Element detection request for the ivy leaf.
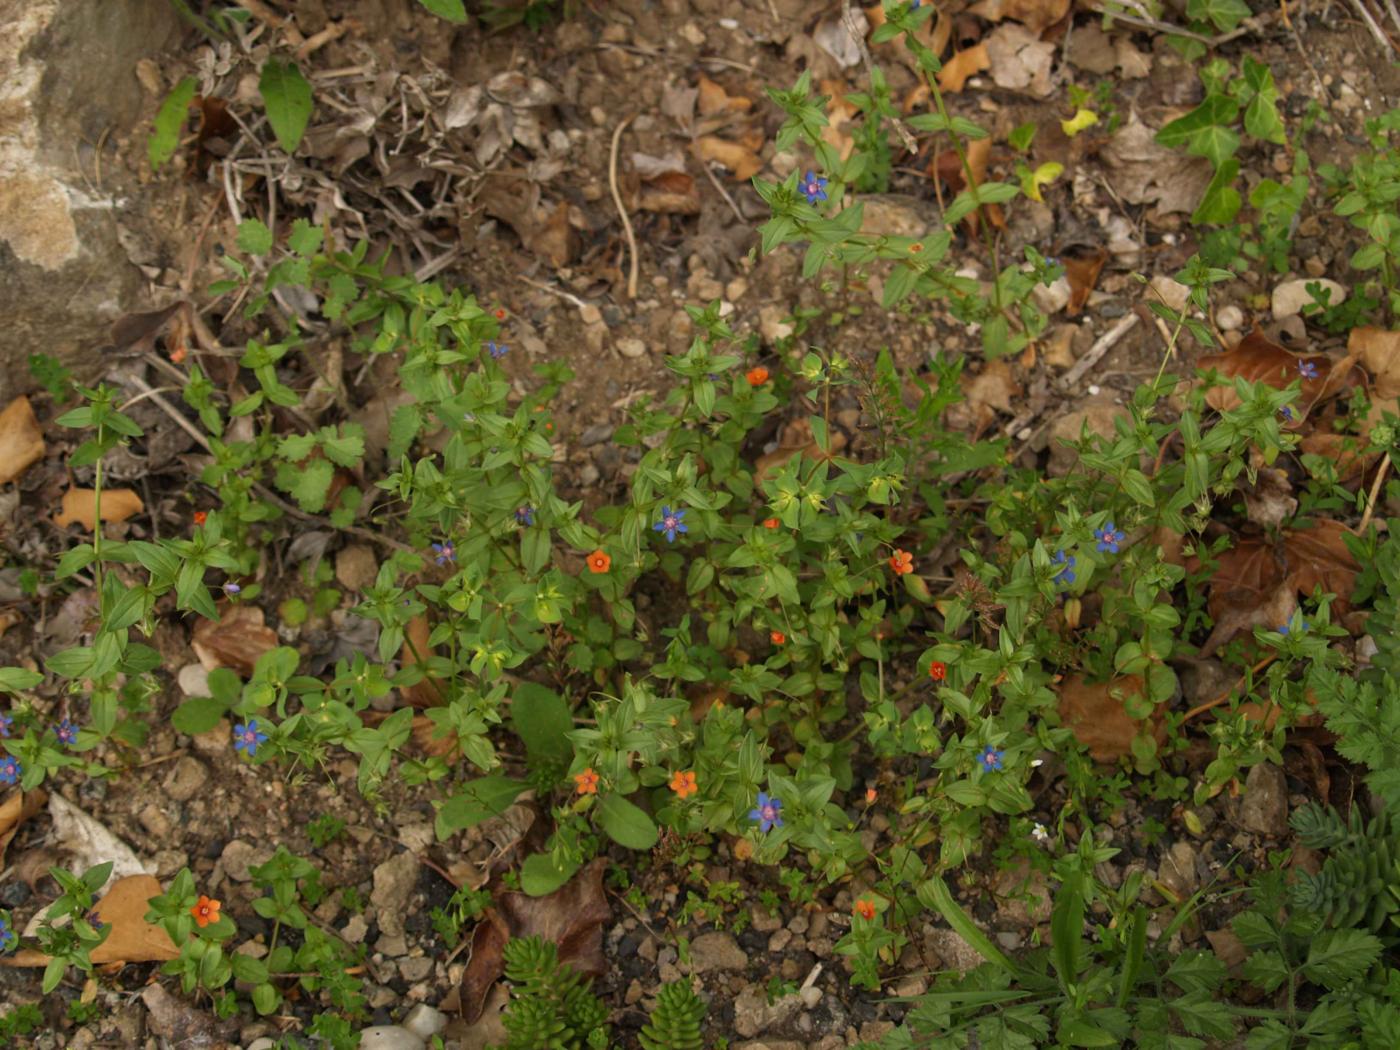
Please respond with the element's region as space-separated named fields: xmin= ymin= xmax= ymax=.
xmin=148 ymin=77 xmax=196 ymax=170
xmin=597 ymin=793 xmax=659 ymax=850
xmin=1187 ymin=0 xmax=1250 ymax=30
xmin=1192 ymin=157 xmax=1242 ymax=225
xmin=415 ymin=0 xmax=467 ymax=21
xmin=1155 ymin=95 xmax=1241 ymax=166
xmin=258 ymin=58 xmax=313 ymax=153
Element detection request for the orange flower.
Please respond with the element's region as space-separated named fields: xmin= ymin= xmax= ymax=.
xmin=909 ymin=242 xmax=923 ymax=254
xmin=854 ymin=898 xmax=877 ymax=921
xmin=770 ymin=630 xmax=785 ymax=645
xmin=865 ymin=787 xmax=878 ymax=804
xmin=586 ymin=550 xmax=611 ymax=574
xmin=494 ymin=307 xmax=507 ymax=320
xmin=193 ymin=511 xmax=207 ymax=526
xmin=889 ymin=549 xmax=914 ymax=575
xmin=762 ymin=517 xmax=780 ymax=529
xmin=746 ymin=366 xmax=770 ymax=387
xmin=929 ymin=661 xmax=946 ymax=681
xmin=170 ymin=345 xmax=188 ymax=364
xmin=191 ymin=895 xmax=221 ymax=927
xmin=670 ymin=770 xmax=698 ymax=799
xmin=574 ymin=768 xmax=600 ymax=794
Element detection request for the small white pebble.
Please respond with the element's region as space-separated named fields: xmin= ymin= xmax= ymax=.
xmin=719 ymin=17 xmax=739 ymax=29
xmin=1017 ymin=427 xmax=1033 ymax=441
xmin=1088 ymin=384 xmax=1101 ymax=395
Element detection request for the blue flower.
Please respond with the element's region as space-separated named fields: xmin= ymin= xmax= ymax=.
xmin=432 ymin=541 xmax=456 ymax=566
xmin=233 ymin=720 xmax=268 ymax=757
xmin=487 ymin=341 xmax=509 ymax=359
xmin=55 ymin=720 xmax=78 ymax=747
xmin=653 ymin=506 xmax=688 ymax=544
xmin=0 ymin=917 xmax=14 ymax=953
xmin=1298 ymin=359 xmax=1318 ymax=379
xmin=0 ymin=712 xmax=10 ymax=738
xmin=1051 ymin=550 xmax=1076 ymax=588
xmin=515 ymin=506 xmax=535 ymax=527
xmin=1094 ymin=523 xmax=1125 ymax=554
xmin=1280 ymin=405 xmax=1294 ymax=422
xmin=224 ymin=582 xmax=241 ymax=596
xmin=1279 ymin=619 xmax=1308 ymax=636
xmin=799 ymin=171 xmax=828 ymax=205
xmin=978 ymin=746 xmax=1004 ymax=772
xmin=0 ymin=756 xmax=20 ymax=785
xmin=748 ymin=791 xmax=784 ymax=832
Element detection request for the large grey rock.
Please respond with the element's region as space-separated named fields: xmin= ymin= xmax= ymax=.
xmin=0 ymin=0 xmax=179 ymax=398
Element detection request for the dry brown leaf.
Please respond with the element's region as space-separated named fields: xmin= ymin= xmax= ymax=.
xmin=1347 ymin=326 xmax=1400 ymax=398
xmin=1056 ymin=673 xmax=1165 ymax=763
xmin=984 ymin=24 xmax=1056 ymax=97
xmin=638 ymin=171 xmax=701 ymax=215
xmin=5 ymin=875 xmax=178 ymax=968
xmin=0 ymin=789 xmax=45 ymax=870
xmin=819 ymin=79 xmax=859 ymax=162
xmin=754 ymin=418 xmax=849 ymax=485
xmin=191 ymin=605 xmax=278 ymax=676
xmin=1285 ymin=519 xmax=1360 ymax=613
xmin=529 ymin=200 xmax=575 ymax=268
xmin=1240 ymin=467 xmax=1297 ymax=529
xmin=1062 ymin=246 xmax=1107 ymax=317
xmin=1100 ymin=117 xmax=1213 ymax=216
xmin=0 ymin=397 xmax=45 ymax=486
xmin=969 ymin=0 xmax=1070 ymax=33
xmin=938 ymin=45 xmax=990 ymax=93
xmin=932 ymin=138 xmax=1003 ymax=232
xmin=1298 ymin=431 xmax=1374 ymax=482
xmin=399 ymin=614 xmax=445 ymax=708
xmin=692 ymin=136 xmax=763 ymax=181
xmin=1198 ymin=331 xmax=1344 ymax=412
xmin=460 ymin=858 xmax=610 ymax=1023
xmin=54 ymin=488 xmax=144 ymax=530
xmin=696 ymin=74 xmax=752 ymax=117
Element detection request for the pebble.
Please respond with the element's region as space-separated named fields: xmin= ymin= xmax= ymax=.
xmin=163 ymin=755 xmax=208 ymax=801
xmin=191 ymin=719 xmax=230 ymax=755
xmin=751 ymin=906 xmax=783 ymax=932
xmin=1158 ymin=841 xmax=1199 ymax=898
xmin=617 ymin=337 xmax=647 ymax=358
xmin=219 ymin=840 xmax=270 ymax=883
xmin=768 ymin=928 xmax=793 ymax=953
xmin=925 ymin=928 xmax=986 ymax=974
xmin=139 ymin=804 xmax=172 ymax=839
xmin=1272 ymin=277 xmax=1345 ymax=319
xmin=1239 ymin=762 xmax=1289 ymax=837
xmin=398 ymin=956 xmax=433 ymax=982
xmin=371 ymin=852 xmax=420 ymax=938
xmin=401 ymin=1003 xmax=446 ymax=1040
xmin=1149 ymin=274 xmax=1190 ymax=312
xmin=357 ymin=1026 xmax=424 ymax=1050
xmin=690 ymin=931 xmax=747 ymax=973
xmin=758 ymin=304 xmax=794 ymax=343
xmin=335 ymin=544 xmax=378 ymax=592
xmin=578 ymin=304 xmax=602 ymax=325
xmin=342 ymin=915 xmax=368 ymax=944
xmin=177 ymin=663 xmax=210 ymax=697
xmin=1217 ymin=304 xmax=1244 ymax=331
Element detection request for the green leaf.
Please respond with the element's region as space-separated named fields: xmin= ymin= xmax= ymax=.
xmin=287 ymin=218 xmax=324 ymax=257
xmin=237 ymin=219 xmax=274 ymax=257
xmin=1051 ymin=870 xmax=1086 ymax=990
xmin=1302 ymin=928 xmax=1382 ymax=986
xmin=916 ymin=876 xmax=1016 ymax=973
xmin=387 ymin=404 xmax=422 ymax=462
xmin=1188 ymin=0 xmax=1250 ymax=30
xmin=1192 ymin=158 xmax=1242 ymax=225
xmin=510 ymin=682 xmax=573 ymax=764
xmin=435 ymin=776 xmax=527 ymax=837
xmin=597 ymin=793 xmax=659 ymax=850
xmin=520 ymin=852 xmax=578 ymax=896
xmin=0 ymin=667 xmax=42 ymax=692
xmin=286 ymin=458 xmax=334 ymax=512
xmin=258 ymin=58 xmax=314 ymax=154
xmin=415 ymin=0 xmax=467 ymax=21
xmin=172 ymin=696 xmax=229 ymax=736
xmin=148 ymin=77 xmax=196 ymax=170
xmin=1155 ymin=96 xmax=1240 ymax=166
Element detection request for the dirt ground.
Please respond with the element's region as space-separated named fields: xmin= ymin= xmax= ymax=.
xmin=3 ymin=0 xmax=1400 ymax=1046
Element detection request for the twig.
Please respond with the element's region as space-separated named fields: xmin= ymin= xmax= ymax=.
xmin=1359 ymin=451 xmax=1392 ymax=534
xmin=842 ymin=0 xmax=917 ymax=154
xmin=517 ymin=274 xmax=593 ymax=311
xmin=608 ymin=114 xmax=639 ymax=300
xmin=1059 ymin=313 xmax=1141 ymax=390
xmin=700 ymin=161 xmax=746 ymax=224
xmin=1085 ymin=2 xmax=1258 ymax=44
xmin=1182 ymin=655 xmax=1276 ymax=724
xmin=1347 ymin=0 xmax=1399 ymax=52
xmin=295 ymin=20 xmax=346 ymax=61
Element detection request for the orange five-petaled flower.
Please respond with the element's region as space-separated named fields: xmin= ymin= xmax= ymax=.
xmin=746 ymin=366 xmax=770 ymax=387
xmin=854 ymin=898 xmax=877 ymax=921
xmin=193 ymin=511 xmax=208 ymax=526
xmin=670 ymin=770 xmax=698 ymax=799
xmin=191 ymin=895 xmax=221 ymax=927
xmin=865 ymin=787 xmax=878 ymax=804
xmin=575 ymin=768 xmax=600 ymax=794
xmin=586 ymin=550 xmax=611 ymax=574
xmin=762 ymin=517 xmax=780 ymax=529
xmin=770 ymin=630 xmax=785 ymax=645
xmin=889 ymin=549 xmax=914 ymax=575
xmin=929 ymin=661 xmax=947 ymax=681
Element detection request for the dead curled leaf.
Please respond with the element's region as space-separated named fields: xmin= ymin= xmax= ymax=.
xmin=4 ymin=874 xmax=178 ymax=968
xmin=1061 ymin=245 xmax=1107 ymax=317
xmin=692 ymin=135 xmax=763 ymax=181
xmin=0 ymin=788 xmax=46 ymax=869
xmin=1198 ymin=330 xmax=1356 ymax=412
xmin=1240 ymin=467 xmax=1297 ymax=529
xmin=1347 ymin=325 xmax=1400 ymax=398
xmin=938 ymin=44 xmax=990 ymax=93
xmin=1057 ymin=673 xmax=1165 ymax=763
xmin=54 ymin=488 xmax=144 ymax=530
xmin=459 ymin=858 xmax=610 ymax=1023
xmin=968 ymin=0 xmax=1071 ymax=33
xmin=191 ymin=605 xmax=278 ymax=676
xmin=0 ymin=397 xmax=45 ymax=486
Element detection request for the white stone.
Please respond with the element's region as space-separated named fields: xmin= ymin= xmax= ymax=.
xmin=401 ymin=1004 xmax=447 ymax=1040
xmin=357 ymin=1027 xmax=424 ymax=1050
xmin=1149 ymin=274 xmax=1190 ymax=313
xmin=1217 ymin=304 xmax=1244 ymax=331
xmin=1272 ymin=277 xmax=1345 ymax=319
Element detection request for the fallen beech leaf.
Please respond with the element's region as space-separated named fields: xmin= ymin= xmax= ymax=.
xmin=460 ymin=858 xmax=610 ymax=1023
xmin=5 ymin=875 xmax=178 ymax=968
xmin=0 ymin=397 xmax=45 ymax=486
xmin=985 ymin=24 xmax=1056 ymax=98
xmin=692 ymin=136 xmax=763 ymax=181
xmin=1100 ymin=117 xmax=1214 ymax=216
xmin=0 ymin=789 xmax=46 ymax=869
xmin=1284 ymin=519 xmax=1360 ymax=613
xmin=638 ymin=171 xmax=701 ymax=215
xmin=696 ymin=74 xmax=751 ymax=117
xmin=1240 ymin=467 xmax=1297 ymax=529
xmin=969 ymin=0 xmax=1071 ymax=33
xmin=54 ymin=488 xmax=144 ymax=530
xmin=1062 ymin=245 xmax=1107 ymax=316
xmin=1297 ymin=431 xmax=1374 ymax=481
xmin=938 ymin=45 xmax=990 ymax=93
xmin=1198 ymin=330 xmax=1341 ymax=412
xmin=1057 ymin=673 xmax=1165 ymax=763
xmin=1347 ymin=326 xmax=1400 ymax=398
xmin=191 ymin=605 xmax=278 ymax=676
xmin=932 ymin=138 xmax=1003 ymax=232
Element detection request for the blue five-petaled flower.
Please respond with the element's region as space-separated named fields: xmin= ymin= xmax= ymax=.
xmin=55 ymin=719 xmax=77 ymax=747
xmin=1298 ymin=359 xmax=1318 ymax=379
xmin=1094 ymin=523 xmax=1125 ymax=554
xmin=653 ymin=506 xmax=688 ymax=544
xmin=0 ymin=916 xmax=15 ymax=952
xmin=487 ymin=341 xmax=509 ymax=359
xmin=515 ymin=506 xmax=535 ymax=527
xmin=1279 ymin=619 xmax=1308 ymax=636
xmin=1051 ymin=550 xmax=1076 ymax=588
xmin=749 ymin=791 xmax=784 ymax=832
xmin=1280 ymin=406 xmax=1294 ymax=422
xmin=978 ymin=747 xmax=1004 ymax=772
xmin=0 ymin=711 xmax=11 ymax=738
xmin=233 ymin=720 xmax=268 ymax=758
xmin=799 ymin=171 xmax=828 ymax=205
xmin=432 ymin=541 xmax=456 ymax=566
xmin=0 ymin=756 xmax=20 ymax=785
